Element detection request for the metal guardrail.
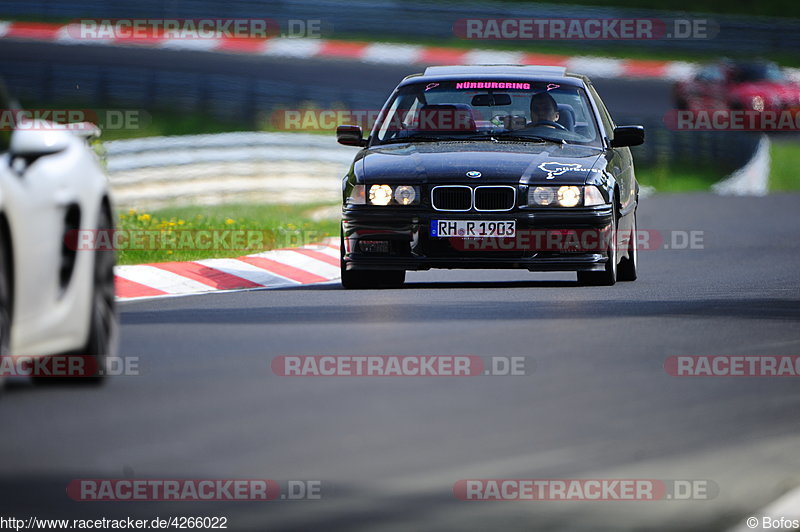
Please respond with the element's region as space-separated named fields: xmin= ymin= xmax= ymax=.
xmin=104 ymin=132 xmax=354 ymax=172
xmin=2 ymin=0 xmax=799 ymax=55
xmin=624 ymin=116 xmax=761 ymax=173
xmin=105 ymin=126 xmax=761 ymax=179
xmin=103 ymin=128 xmax=764 ymax=209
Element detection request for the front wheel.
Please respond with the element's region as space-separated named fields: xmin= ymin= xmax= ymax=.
xmin=577 ymin=204 xmax=618 ymax=286
xmin=617 ymin=209 xmax=638 ymax=282
xmin=34 ymin=205 xmax=118 ymax=385
xmin=0 ymin=226 xmax=11 ymax=393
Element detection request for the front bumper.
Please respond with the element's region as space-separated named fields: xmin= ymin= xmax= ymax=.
xmin=342 ymin=205 xmax=614 ymax=272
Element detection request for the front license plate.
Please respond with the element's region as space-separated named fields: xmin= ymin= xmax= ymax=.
xmin=431 ymin=220 xmax=516 ymax=238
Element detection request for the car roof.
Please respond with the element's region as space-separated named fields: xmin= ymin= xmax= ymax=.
xmin=398 ymin=65 xmax=588 ymax=87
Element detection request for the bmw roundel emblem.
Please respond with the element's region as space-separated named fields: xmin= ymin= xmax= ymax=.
xmin=466 ymin=170 xmax=482 ymax=178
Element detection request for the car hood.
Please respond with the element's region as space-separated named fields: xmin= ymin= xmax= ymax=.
xmin=357 ymin=141 xmax=606 ymax=185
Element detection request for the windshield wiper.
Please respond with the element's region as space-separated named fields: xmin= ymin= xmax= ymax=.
xmin=380 ymin=135 xmax=452 ymax=144
xmin=495 ymin=133 xmax=564 ymax=144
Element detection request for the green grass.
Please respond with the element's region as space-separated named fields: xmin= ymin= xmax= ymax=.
xmin=768 ymin=141 xmax=800 ymax=191
xmin=99 ymin=110 xmax=248 ymax=141
xmin=23 ymin=102 xmax=332 ymax=141
xmin=636 ymin=164 xmax=726 ymax=192
xmin=115 ymin=203 xmax=339 ymax=265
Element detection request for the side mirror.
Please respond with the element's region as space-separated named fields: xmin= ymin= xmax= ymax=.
xmin=610 ymin=125 xmax=645 ymax=148
xmin=337 ymin=124 xmax=367 ymax=147
xmin=10 ymin=127 xmax=71 ymax=158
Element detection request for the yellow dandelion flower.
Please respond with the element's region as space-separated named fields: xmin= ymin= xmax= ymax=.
xmin=178 ymin=219 xmax=186 ymax=225
xmin=225 ymin=218 xmax=235 ymax=225
xmin=138 ymin=213 xmax=151 ymax=222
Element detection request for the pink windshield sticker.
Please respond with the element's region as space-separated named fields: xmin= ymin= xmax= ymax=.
xmin=425 ymin=82 xmax=440 ymax=91
xmin=455 ymin=81 xmax=531 ymax=90
xmin=546 ymin=83 xmax=560 ymax=91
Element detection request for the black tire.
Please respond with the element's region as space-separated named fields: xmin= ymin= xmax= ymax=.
xmin=340 ymin=232 xmax=405 ymax=289
xmin=617 ymin=209 xmax=638 ymax=282
xmin=34 ymin=205 xmax=118 ymax=385
xmin=0 ymin=226 xmax=11 ymax=392
xmin=577 ymin=203 xmax=618 ymax=286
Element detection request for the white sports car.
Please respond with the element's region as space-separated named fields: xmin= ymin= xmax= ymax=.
xmin=0 ymin=83 xmax=117 ymax=386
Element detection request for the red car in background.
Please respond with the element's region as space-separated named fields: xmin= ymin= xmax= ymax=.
xmin=674 ymin=60 xmax=800 ymax=112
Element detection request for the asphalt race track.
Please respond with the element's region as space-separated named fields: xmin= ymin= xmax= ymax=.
xmin=1 ymin=193 xmax=799 ymax=531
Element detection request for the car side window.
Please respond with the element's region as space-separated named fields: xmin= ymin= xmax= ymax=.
xmin=586 ymin=83 xmax=615 ymax=143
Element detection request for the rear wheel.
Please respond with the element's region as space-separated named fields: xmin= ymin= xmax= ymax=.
xmin=577 ymin=203 xmax=618 ymax=286
xmin=617 ymin=209 xmax=638 ymax=282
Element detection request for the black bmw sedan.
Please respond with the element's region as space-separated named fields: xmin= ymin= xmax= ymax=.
xmin=338 ymin=65 xmax=644 ymax=288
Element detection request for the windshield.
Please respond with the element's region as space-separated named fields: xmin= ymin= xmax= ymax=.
xmin=372 ymin=80 xmax=602 ymax=147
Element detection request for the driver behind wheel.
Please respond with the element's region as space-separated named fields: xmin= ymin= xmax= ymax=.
xmin=529 ymin=91 xmax=560 ymax=128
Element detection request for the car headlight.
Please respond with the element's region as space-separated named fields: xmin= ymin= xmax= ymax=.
xmin=583 ymin=186 xmax=607 ymax=206
xmin=347 ymin=184 xmax=366 ymax=205
xmin=557 ymin=186 xmax=581 ymax=207
xmin=531 ymin=186 xmax=556 ymax=206
xmin=528 ymin=186 xmax=607 ymax=207
xmin=394 ymin=185 xmax=417 ymax=205
xmin=366 ymin=184 xmax=420 ymax=206
xmin=369 ymin=184 xmax=393 ymax=206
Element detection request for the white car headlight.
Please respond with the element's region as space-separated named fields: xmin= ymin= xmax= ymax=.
xmin=363 ymin=185 xmax=420 ymax=206
xmin=531 ymin=186 xmax=556 ymax=206
xmin=368 ymin=184 xmax=393 ymax=206
xmin=394 ymin=185 xmax=417 ymax=205
xmin=557 ymin=186 xmax=581 ymax=207
xmin=528 ymin=185 xmax=607 ymax=207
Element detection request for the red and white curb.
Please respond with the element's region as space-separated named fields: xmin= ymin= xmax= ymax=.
xmin=114 ymin=240 xmax=340 ymax=301
xmin=0 ymin=20 xmax=697 ymax=81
